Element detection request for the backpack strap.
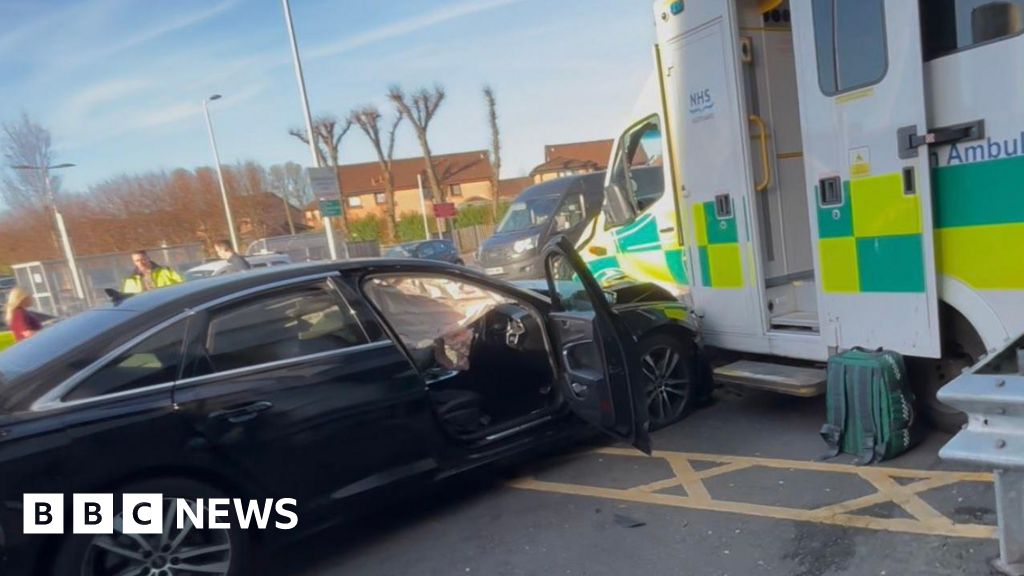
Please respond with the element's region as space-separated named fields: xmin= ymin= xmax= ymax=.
xmin=820 ymin=361 xmax=847 ymax=460
xmin=852 ymin=364 xmax=881 ymax=466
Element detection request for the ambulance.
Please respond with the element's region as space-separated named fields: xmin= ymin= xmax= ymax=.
xmin=583 ymin=0 xmax=1024 ymax=429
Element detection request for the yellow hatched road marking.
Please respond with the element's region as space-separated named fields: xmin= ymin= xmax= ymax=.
xmin=508 ymin=447 xmax=995 ymax=540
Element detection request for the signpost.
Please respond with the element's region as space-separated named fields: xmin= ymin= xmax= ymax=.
xmin=433 ymin=202 xmax=457 ymax=218
xmin=307 ymin=167 xmax=347 ymax=259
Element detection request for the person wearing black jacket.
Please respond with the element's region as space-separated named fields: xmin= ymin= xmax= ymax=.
xmin=213 ymin=239 xmax=251 ymax=276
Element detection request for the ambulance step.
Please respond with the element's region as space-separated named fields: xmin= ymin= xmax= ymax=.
xmin=713 ymin=360 xmax=826 ymax=397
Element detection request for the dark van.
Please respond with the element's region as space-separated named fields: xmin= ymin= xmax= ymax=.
xmin=478 ymin=172 xmax=604 ymax=280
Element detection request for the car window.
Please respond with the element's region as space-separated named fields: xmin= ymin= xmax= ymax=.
xmin=552 ymin=191 xmax=587 ymax=232
xmin=64 ymin=318 xmax=188 ymax=401
xmin=419 ymin=243 xmax=440 ymax=257
xmin=197 ymin=282 xmax=368 ymax=375
xmin=546 ymin=253 xmax=593 ymax=312
xmin=0 ymin=309 xmax=133 ymax=387
xmin=609 ymin=116 xmax=666 ymax=212
xmin=363 ymin=275 xmax=513 ymax=371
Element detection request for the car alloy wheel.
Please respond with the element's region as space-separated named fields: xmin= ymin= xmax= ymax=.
xmin=640 ymin=340 xmax=692 ymax=430
xmin=80 ymin=498 xmax=232 ymax=576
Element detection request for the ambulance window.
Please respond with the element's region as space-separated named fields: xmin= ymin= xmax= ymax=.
xmin=812 ymin=0 xmax=888 ymax=95
xmin=921 ymin=0 xmax=1024 ymax=60
xmin=609 ymin=116 xmax=665 ymax=213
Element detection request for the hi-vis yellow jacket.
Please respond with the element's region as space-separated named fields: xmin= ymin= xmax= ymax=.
xmin=122 ymin=266 xmax=183 ymax=294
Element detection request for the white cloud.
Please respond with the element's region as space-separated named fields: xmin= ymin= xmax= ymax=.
xmin=306 ymin=0 xmax=525 ymax=60
xmin=65 ymin=78 xmax=153 ymax=118
xmin=66 ymin=0 xmax=240 ymax=66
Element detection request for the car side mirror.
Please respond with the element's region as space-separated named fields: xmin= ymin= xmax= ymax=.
xmin=603 ymin=182 xmax=637 ymax=227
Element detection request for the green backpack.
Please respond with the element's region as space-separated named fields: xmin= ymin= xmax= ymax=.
xmin=820 ymin=348 xmax=917 ymax=464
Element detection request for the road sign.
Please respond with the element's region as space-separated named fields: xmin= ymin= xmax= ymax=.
xmin=307 ymin=167 xmax=341 ymax=201
xmin=433 ymin=202 xmax=457 ymax=218
xmin=318 ymin=198 xmax=342 ymax=218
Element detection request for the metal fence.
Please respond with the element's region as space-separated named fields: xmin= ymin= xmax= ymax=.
xmin=246 ymin=231 xmax=380 ymax=262
xmin=12 ymin=243 xmax=206 ymax=317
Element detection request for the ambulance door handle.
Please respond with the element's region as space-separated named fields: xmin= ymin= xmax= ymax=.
xmin=659 ymin=227 xmax=674 ymax=233
xmin=749 ymin=115 xmax=771 ymax=192
xmin=898 ymin=120 xmax=985 ymax=159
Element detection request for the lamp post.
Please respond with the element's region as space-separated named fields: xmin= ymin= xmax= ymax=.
xmin=202 ymin=94 xmax=240 ymax=253
xmin=11 ymin=162 xmax=85 ymax=300
xmin=280 ymin=0 xmax=344 ymax=260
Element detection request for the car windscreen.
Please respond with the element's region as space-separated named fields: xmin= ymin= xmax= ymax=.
xmin=496 ymin=195 xmax=560 ymax=233
xmin=0 ymin=309 xmax=134 ymax=389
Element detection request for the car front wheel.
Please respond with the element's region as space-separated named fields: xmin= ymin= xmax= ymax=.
xmin=52 ymin=478 xmax=248 ymax=576
xmin=638 ymin=333 xmax=695 ymax=430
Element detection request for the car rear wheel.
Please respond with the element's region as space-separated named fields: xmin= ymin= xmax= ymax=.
xmin=638 ymin=333 xmax=695 ymax=430
xmin=52 ymin=478 xmax=248 ymax=576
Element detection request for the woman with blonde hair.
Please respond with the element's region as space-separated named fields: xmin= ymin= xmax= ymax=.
xmin=4 ymin=287 xmax=40 ymax=342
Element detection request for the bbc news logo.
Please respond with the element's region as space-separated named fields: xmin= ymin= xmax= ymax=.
xmin=23 ymin=494 xmax=298 ymax=534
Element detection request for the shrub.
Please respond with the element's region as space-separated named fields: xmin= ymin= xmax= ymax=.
xmin=347 ymin=214 xmax=381 ymax=242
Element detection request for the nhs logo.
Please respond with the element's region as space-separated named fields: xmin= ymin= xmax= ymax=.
xmin=688 ymin=89 xmax=714 ymax=121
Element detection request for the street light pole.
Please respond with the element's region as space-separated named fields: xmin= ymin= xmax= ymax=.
xmin=202 ymin=95 xmax=240 ymax=253
xmin=281 ymin=0 xmax=344 ymax=260
xmin=12 ymin=163 xmax=84 ymax=301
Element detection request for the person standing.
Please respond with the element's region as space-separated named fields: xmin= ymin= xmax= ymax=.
xmin=122 ymin=250 xmax=184 ymax=294
xmin=213 ymin=239 xmax=251 ymax=276
xmin=5 ymin=287 xmax=41 ymax=342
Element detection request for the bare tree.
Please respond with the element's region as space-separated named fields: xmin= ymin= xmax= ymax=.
xmin=388 ymin=85 xmax=446 ymax=203
xmin=483 ymin=85 xmax=502 ymax=218
xmin=1 ymin=112 xmax=58 ymax=211
xmin=288 ymin=115 xmax=353 ymax=234
xmin=269 ymin=162 xmax=309 ymax=235
xmin=350 ymin=104 xmax=404 ymax=240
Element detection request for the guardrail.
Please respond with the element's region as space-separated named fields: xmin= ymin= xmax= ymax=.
xmin=939 ymin=333 xmax=1024 ymax=576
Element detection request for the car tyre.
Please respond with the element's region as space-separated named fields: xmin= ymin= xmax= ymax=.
xmin=52 ymin=477 xmax=249 ymax=576
xmin=637 ymin=333 xmax=697 ymax=431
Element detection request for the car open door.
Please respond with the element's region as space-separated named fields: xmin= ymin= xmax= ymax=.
xmin=543 ymin=236 xmax=651 ymax=454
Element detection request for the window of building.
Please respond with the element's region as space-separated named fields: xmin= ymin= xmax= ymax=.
xmin=608 ymin=115 xmax=666 ymax=214
xmin=812 ymin=0 xmax=887 ymax=96
xmin=922 ymin=0 xmax=1024 ymax=60
xmin=375 ymin=193 xmax=387 ymax=205
xmin=347 ymin=197 xmax=363 ymax=208
xmin=199 ymin=282 xmax=368 ymax=375
xmin=450 ymin=184 xmax=463 ymax=197
xmin=65 ymin=318 xmax=187 ymax=401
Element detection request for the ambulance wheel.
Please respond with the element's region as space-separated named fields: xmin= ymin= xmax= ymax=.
xmin=909 ymin=355 xmax=970 ymax=434
xmin=51 ymin=477 xmax=249 ymax=576
xmin=638 ymin=333 xmax=696 ymax=430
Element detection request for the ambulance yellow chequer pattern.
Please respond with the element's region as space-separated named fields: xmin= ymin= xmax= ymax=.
xmin=816 ymin=173 xmax=925 ymax=294
xmin=693 ymin=200 xmax=743 ymax=289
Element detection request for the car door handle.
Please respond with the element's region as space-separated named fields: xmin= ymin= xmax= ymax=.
xmin=210 ymin=401 xmax=273 ymax=424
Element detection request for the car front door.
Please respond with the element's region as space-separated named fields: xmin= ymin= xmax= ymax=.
xmin=172 ymin=275 xmax=439 ymax=517
xmin=542 ymin=236 xmax=651 ymax=453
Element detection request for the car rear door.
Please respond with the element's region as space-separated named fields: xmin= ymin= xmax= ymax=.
xmin=172 ymin=275 xmax=439 ymax=513
xmin=542 ymin=236 xmax=651 ymax=453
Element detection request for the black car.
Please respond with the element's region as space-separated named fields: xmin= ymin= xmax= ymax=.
xmin=0 ymin=239 xmax=704 ymax=575
xmin=384 ymin=239 xmax=463 ymax=265
xmin=477 ymin=173 xmax=605 ymax=280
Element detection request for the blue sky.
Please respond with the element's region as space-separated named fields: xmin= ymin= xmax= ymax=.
xmin=0 ymin=0 xmax=657 ymax=193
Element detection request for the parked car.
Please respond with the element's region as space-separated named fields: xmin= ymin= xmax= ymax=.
xmin=384 ymin=239 xmax=463 ymax=265
xmin=0 ymin=238 xmax=705 ymax=575
xmin=477 ymin=172 xmax=605 ymax=281
xmin=184 ymin=252 xmax=293 ymax=281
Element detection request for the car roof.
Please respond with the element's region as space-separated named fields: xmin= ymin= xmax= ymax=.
xmin=115 ymin=258 xmax=468 ymax=314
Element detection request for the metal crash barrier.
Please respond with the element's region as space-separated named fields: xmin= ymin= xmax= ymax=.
xmin=939 ymin=333 xmax=1024 ymax=576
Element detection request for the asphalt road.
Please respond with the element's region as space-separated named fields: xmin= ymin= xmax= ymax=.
xmin=268 ymin=388 xmax=1002 ymax=576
